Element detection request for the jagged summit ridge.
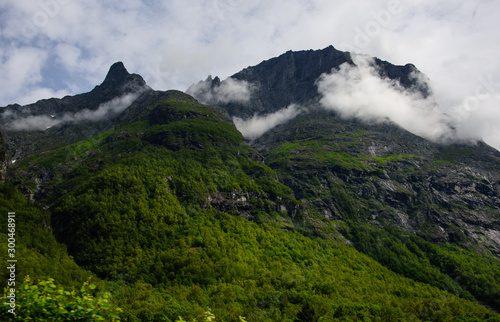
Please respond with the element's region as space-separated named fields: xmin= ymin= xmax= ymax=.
xmin=0 ymin=62 xmax=149 ymax=119
xmin=94 ymin=61 xmax=149 ymax=95
xmin=188 ymin=46 xmax=430 ymax=119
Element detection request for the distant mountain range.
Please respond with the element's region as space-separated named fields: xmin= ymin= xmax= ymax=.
xmin=1 ymin=46 xmax=499 ymax=320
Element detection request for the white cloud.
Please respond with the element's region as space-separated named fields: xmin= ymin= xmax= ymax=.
xmin=55 ymin=43 xmax=81 ymax=70
xmin=186 ymin=77 xmax=255 ymax=105
xmin=0 ymin=46 xmax=48 ymax=102
xmin=316 ymin=55 xmax=454 ymax=142
xmin=213 ymin=78 xmax=254 ymax=104
xmin=233 ymin=104 xmax=303 ymax=140
xmin=72 ymin=92 xmax=142 ymax=122
xmin=4 ymin=92 xmax=141 ymax=131
xmin=451 ymin=93 xmax=500 ymax=148
xmin=5 ymin=115 xmax=60 ymax=132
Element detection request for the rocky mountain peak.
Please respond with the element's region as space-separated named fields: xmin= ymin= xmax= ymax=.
xmin=104 ymin=61 xmax=130 ymax=82
xmin=96 ymin=61 xmax=148 ymax=94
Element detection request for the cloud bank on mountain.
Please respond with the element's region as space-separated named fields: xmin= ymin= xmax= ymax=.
xmin=233 ymin=104 xmax=303 ymax=141
xmin=3 ymin=92 xmax=140 ymax=131
xmin=316 ymin=55 xmax=454 ymax=142
xmin=186 ymin=77 xmax=255 ymax=105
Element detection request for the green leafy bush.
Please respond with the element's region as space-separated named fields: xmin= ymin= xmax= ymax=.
xmin=0 ymin=276 xmax=121 ymax=321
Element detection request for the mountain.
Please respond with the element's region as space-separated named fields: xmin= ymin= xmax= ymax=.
xmin=187 ymin=46 xmax=431 ymax=118
xmin=0 ymin=62 xmax=148 ymax=162
xmin=1 ymin=47 xmax=500 ymax=321
xmin=189 ymin=46 xmax=500 ymax=253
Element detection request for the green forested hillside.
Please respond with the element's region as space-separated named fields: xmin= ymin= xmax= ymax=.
xmin=0 ymin=184 xmax=92 ymax=288
xmin=256 ymin=110 xmax=500 ymax=314
xmin=2 ymin=91 xmax=500 ymax=321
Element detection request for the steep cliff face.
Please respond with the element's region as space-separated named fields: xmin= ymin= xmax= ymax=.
xmin=253 ymin=110 xmax=500 ymax=254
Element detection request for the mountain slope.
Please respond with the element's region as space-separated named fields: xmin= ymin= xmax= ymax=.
xmin=1 ymin=52 xmax=500 ymax=320
xmin=190 ymin=45 xmax=500 ymax=255
xmin=253 ymin=110 xmax=500 ymax=252
xmin=0 ymin=62 xmax=148 ymax=162
xmin=252 ymin=109 xmax=500 ymax=310
xmin=188 ymin=46 xmax=500 ymax=312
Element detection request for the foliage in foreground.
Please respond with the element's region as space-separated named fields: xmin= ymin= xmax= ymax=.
xmin=0 ymin=276 xmax=121 ymax=321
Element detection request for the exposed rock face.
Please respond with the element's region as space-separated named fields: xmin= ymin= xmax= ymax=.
xmin=92 ymin=61 xmax=148 ymax=97
xmin=253 ymin=111 xmax=500 ymax=255
xmin=189 ymin=46 xmax=429 ymax=118
xmin=207 ymin=191 xmax=258 ymax=217
xmin=207 ymin=190 xmax=300 ymax=220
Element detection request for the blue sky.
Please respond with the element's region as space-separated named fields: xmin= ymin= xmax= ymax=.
xmin=1 ymin=0 xmax=499 ymax=149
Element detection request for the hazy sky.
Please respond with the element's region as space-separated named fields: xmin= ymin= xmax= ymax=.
xmin=1 ymin=0 xmax=499 ymax=149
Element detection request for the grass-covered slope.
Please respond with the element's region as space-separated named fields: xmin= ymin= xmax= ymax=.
xmin=2 ymin=92 xmax=500 ymax=320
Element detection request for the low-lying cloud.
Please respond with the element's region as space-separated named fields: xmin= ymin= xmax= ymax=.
xmin=233 ymin=55 xmax=457 ymax=143
xmin=187 ymin=77 xmax=255 ymax=105
xmin=4 ymin=92 xmax=141 ymax=131
xmin=451 ymin=94 xmax=500 ymax=149
xmin=233 ymin=104 xmax=303 ymax=141
xmin=316 ymin=54 xmax=454 ymax=142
